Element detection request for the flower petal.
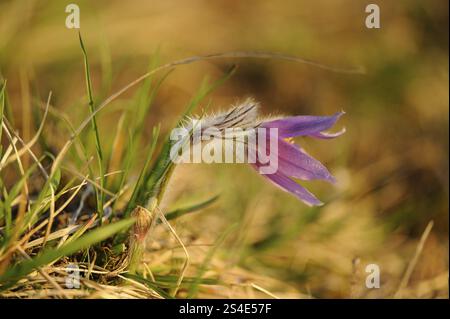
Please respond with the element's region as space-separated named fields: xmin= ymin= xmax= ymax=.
xmin=252 ymin=165 xmax=323 ymax=206
xmin=262 ymin=111 xmax=345 ymax=138
xmin=275 ymin=139 xmax=336 ymax=183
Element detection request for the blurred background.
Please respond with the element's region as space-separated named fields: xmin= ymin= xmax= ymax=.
xmin=0 ymin=0 xmax=448 ymax=298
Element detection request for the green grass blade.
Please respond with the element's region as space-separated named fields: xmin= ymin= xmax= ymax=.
xmin=0 ymin=80 xmax=6 ymax=157
xmin=123 ymin=125 xmax=160 ymax=217
xmin=165 ymin=194 xmax=219 ymax=221
xmin=0 ymin=163 xmax=37 ymax=241
xmin=0 ymin=82 xmax=14 ymax=128
xmin=113 ymin=129 xmax=134 ymax=204
xmin=110 ymin=59 xmax=171 ymax=194
xmin=79 ymin=32 xmax=105 ymax=222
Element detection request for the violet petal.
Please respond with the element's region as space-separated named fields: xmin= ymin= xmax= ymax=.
xmin=254 ymin=167 xmax=323 ymax=206
xmin=275 ymin=139 xmax=336 ymax=183
xmin=262 ymin=111 xmax=345 ymax=138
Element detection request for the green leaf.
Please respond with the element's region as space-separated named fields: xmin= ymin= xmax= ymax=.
xmin=165 ymin=195 xmax=219 ymax=221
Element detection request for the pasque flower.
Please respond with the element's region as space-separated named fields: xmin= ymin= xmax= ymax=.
xmin=176 ymin=99 xmax=345 ymax=206
xmin=256 ymin=109 xmax=345 ymax=206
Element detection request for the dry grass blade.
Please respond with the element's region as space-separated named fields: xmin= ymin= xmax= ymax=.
xmin=24 ymin=224 xmax=80 ymax=249
xmin=250 ymin=283 xmax=280 ymax=299
xmin=0 ymin=92 xmax=51 ymax=170
xmin=155 ymin=205 xmax=190 ymax=297
xmin=16 ymin=246 xmax=69 ymax=299
xmin=2 ymin=119 xmax=48 ymax=179
xmin=394 ymin=220 xmax=434 ymax=298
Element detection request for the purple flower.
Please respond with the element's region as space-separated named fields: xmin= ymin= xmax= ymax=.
xmin=179 ymin=98 xmax=344 ymax=207
xmin=254 ymin=111 xmax=345 ymax=206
